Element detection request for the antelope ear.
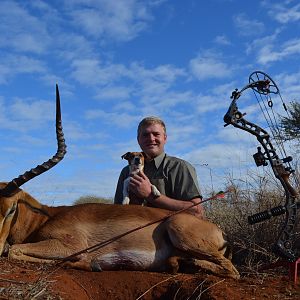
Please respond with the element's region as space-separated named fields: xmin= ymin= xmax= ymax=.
xmin=18 ymin=191 xmax=48 ymax=216
xmin=21 ymin=194 xmax=43 ymax=209
xmin=121 ymin=152 xmax=131 ymax=160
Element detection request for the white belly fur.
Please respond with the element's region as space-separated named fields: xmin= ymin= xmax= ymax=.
xmin=96 ymin=248 xmax=171 ymax=271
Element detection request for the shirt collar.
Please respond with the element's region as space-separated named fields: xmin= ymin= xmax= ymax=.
xmin=152 ymin=152 xmax=166 ymax=169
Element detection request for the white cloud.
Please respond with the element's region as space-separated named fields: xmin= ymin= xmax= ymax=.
xmin=214 ymin=35 xmax=231 ymax=46
xmin=267 ymin=2 xmax=300 ymax=24
xmin=10 ymin=99 xmax=53 ymax=122
xmin=0 ymin=55 xmax=46 ymax=83
xmin=0 ymin=0 xmax=164 ymax=85
xmin=84 ymin=109 xmax=140 ymax=128
xmin=0 ymin=97 xmax=55 ymax=132
xmin=0 ymin=1 xmax=51 ymax=53
xmin=233 ymin=13 xmax=265 ymax=36
xmin=190 ymin=82 xmax=237 ymax=115
xmin=246 ymin=26 xmax=300 ymax=65
xmin=195 ymin=94 xmax=221 ymax=114
xmin=128 ymin=63 xmax=186 ymax=95
xmin=25 ymin=166 xmax=121 ymax=205
xmin=245 ymin=28 xmax=281 ymax=56
xmin=112 ymin=101 xmax=137 ymax=112
xmin=18 ymin=134 xmax=49 ymax=147
xmin=189 ymin=53 xmax=232 ymax=81
xmin=183 ymin=143 xmax=252 ymax=170
xmin=274 ymin=71 xmax=300 ymax=101
xmin=64 ymin=121 xmax=93 ymax=141
xmin=71 ymin=59 xmax=128 ymax=86
xmin=0 ymin=65 xmax=10 ymax=84
xmin=257 ymin=38 xmax=300 ymax=64
xmin=65 ymin=0 xmax=159 ymax=42
xmin=71 ymin=59 xmax=186 ymax=99
xmin=94 ymin=86 xmax=132 ymax=100
xmin=55 ymin=33 xmax=96 ymax=62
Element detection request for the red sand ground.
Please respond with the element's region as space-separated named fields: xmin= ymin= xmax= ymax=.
xmin=0 ymin=257 xmax=299 ymax=299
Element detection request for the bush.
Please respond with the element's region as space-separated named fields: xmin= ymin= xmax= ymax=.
xmin=73 ymin=195 xmax=113 ymax=205
xmin=205 ymin=171 xmax=299 ymax=273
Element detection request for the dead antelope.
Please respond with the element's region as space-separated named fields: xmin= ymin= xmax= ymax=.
xmin=0 ymin=87 xmax=239 ymax=279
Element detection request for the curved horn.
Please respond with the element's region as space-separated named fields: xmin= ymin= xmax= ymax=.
xmin=0 ymin=84 xmax=67 ymax=197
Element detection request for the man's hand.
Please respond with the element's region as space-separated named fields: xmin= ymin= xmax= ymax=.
xmin=129 ymin=172 xmax=205 ymax=219
xmin=190 ymin=198 xmax=205 ymax=219
xmin=129 ymin=171 xmax=152 ymax=199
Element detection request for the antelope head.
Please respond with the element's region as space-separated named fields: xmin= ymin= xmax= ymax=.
xmin=0 ymin=85 xmax=66 ymax=255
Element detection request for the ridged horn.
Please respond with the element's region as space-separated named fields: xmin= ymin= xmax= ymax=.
xmin=0 ymin=84 xmax=67 ymax=197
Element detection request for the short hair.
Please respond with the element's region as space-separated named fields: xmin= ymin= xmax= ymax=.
xmin=137 ymin=116 xmax=167 ymax=137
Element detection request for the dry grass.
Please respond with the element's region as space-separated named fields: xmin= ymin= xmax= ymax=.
xmin=0 ymin=260 xmax=59 ymax=300
xmin=205 ymin=171 xmax=300 ymax=273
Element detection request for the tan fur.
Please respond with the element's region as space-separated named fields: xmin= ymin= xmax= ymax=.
xmin=0 ymin=186 xmax=239 ymax=279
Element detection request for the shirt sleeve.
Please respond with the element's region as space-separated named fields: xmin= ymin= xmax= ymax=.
xmin=114 ymin=166 xmax=129 ymax=204
xmin=173 ymin=160 xmax=202 ymax=201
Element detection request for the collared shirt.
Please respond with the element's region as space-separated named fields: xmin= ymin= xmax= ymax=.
xmin=114 ymin=152 xmax=201 ymax=205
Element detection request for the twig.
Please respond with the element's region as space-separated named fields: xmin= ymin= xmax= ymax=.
xmin=195 ymin=279 xmax=225 ymax=300
xmin=135 ymin=274 xmax=181 ymax=300
xmin=186 ymin=279 xmax=207 ymax=300
xmin=173 ymin=277 xmax=196 ymax=300
xmin=0 ymin=277 xmax=28 ymax=284
xmin=31 ymin=287 xmax=47 ymax=299
xmin=23 ymin=264 xmax=61 ymax=299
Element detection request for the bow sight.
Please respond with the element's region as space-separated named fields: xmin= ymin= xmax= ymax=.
xmin=224 ymin=71 xmax=300 ymax=262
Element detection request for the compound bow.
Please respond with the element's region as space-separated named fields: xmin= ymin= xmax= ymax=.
xmin=223 ymin=71 xmax=300 ymax=262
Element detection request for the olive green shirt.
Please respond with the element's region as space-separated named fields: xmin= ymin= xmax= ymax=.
xmin=114 ymin=152 xmax=201 ymax=205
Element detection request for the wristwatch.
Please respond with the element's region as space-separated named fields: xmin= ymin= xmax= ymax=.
xmin=143 ymin=185 xmax=161 ymax=205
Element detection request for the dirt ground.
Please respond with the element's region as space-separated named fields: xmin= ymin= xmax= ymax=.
xmin=0 ymin=258 xmax=299 ymax=300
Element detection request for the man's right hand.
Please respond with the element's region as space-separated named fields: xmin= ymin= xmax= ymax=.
xmin=129 ymin=171 xmax=152 ymax=200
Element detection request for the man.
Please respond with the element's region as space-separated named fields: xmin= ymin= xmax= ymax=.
xmin=114 ymin=116 xmax=204 ymax=218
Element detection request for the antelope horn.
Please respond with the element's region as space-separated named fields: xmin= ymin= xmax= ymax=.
xmin=0 ymin=84 xmax=67 ymax=197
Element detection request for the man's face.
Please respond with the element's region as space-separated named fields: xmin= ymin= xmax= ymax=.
xmin=138 ymin=123 xmax=167 ymax=159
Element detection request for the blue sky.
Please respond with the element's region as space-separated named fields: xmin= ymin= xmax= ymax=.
xmin=0 ymin=0 xmax=299 ymax=206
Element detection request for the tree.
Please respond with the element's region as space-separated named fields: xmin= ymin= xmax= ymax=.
xmin=280 ymin=101 xmax=300 ymax=140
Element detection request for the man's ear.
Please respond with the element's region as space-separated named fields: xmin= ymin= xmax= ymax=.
xmin=121 ymin=152 xmax=131 ymax=160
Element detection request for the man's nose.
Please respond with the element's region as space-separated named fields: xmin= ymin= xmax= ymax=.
xmin=149 ymin=133 xmax=155 ymax=141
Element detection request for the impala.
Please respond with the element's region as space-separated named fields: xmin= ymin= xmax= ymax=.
xmin=0 ymin=86 xmax=239 ymax=279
